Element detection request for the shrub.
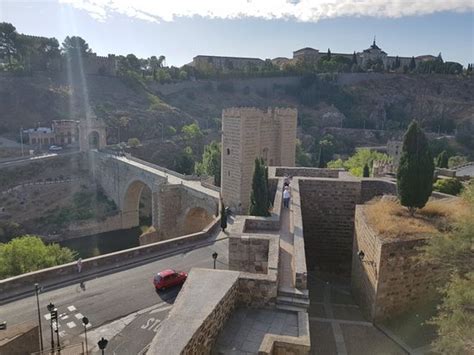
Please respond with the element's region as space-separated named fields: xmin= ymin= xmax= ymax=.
xmin=433 ymin=178 xmax=463 ymax=196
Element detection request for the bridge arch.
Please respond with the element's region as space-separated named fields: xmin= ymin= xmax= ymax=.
xmin=182 ymin=206 xmax=214 ymax=235
xmin=88 ymin=131 xmax=101 ymax=149
xmin=122 ymin=179 xmax=154 ymax=229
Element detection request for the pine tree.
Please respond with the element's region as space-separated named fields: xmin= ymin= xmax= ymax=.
xmin=249 ymin=158 xmax=270 ymax=216
xmin=352 ymin=51 xmax=357 ymax=65
xmin=436 ymin=150 xmax=449 ymax=169
xmin=397 ymin=121 xmax=434 ymax=215
xmin=327 ymin=48 xmax=331 ymax=60
xmin=363 ymin=163 xmax=370 ymax=177
xmin=220 ymin=200 xmax=227 ymax=232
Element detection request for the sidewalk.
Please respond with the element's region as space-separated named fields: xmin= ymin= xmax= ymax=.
xmin=278 ymin=205 xmax=295 ymax=289
xmin=0 ymin=232 xmax=228 ymax=305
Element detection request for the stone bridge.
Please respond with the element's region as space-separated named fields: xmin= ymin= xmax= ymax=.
xmin=89 ymin=151 xmax=220 ymax=240
xmin=454 ymin=162 xmax=474 ymax=177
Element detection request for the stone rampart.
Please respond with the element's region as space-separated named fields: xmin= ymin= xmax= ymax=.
xmin=148 ymin=269 xmax=240 ymax=355
xmin=291 ymin=177 xmax=308 ymax=290
xmin=360 ymin=178 xmax=397 ymax=203
xmin=299 ymin=178 xmax=361 ymax=275
xmin=0 ymin=321 xmax=39 ymax=355
xmin=351 ymin=206 xmax=442 ymax=321
xmin=275 ymin=167 xmax=341 ymax=178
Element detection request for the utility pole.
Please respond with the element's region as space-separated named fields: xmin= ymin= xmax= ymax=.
xmin=20 ymin=127 xmax=24 ymax=156
xmin=34 ymin=283 xmax=44 ymax=352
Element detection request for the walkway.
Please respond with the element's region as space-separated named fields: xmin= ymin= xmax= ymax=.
xmin=308 ymin=272 xmax=406 ymax=355
xmin=278 ymin=205 xmax=295 ymax=289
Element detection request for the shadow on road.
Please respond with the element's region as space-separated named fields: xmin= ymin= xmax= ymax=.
xmin=154 ymin=285 xmax=182 ymax=304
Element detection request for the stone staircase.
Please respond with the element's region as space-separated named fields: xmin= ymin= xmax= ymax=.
xmin=276 ymin=287 xmax=310 ymax=312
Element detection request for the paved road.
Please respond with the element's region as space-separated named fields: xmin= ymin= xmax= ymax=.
xmin=0 ymin=238 xmax=228 ymax=354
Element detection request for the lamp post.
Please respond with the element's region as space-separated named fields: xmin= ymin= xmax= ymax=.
xmin=34 ymin=283 xmax=44 ymax=352
xmin=20 ymin=127 xmax=24 ymax=156
xmin=212 ymin=252 xmax=218 ymax=270
xmin=98 ymin=337 xmax=108 ymax=355
xmin=47 ymin=302 xmax=55 ymax=352
xmin=82 ymin=317 xmax=89 ymax=355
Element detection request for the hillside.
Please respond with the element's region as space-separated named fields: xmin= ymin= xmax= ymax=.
xmin=0 ymin=72 xmax=473 ymax=164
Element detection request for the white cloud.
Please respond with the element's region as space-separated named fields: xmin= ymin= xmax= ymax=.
xmin=58 ymin=0 xmax=474 ymax=23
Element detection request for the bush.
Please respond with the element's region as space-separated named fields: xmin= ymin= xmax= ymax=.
xmin=433 ymin=178 xmax=463 ymax=195
xmin=128 ymin=137 xmax=141 ymax=148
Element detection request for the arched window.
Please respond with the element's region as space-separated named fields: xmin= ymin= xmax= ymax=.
xmin=227 ymin=148 xmax=230 ymax=155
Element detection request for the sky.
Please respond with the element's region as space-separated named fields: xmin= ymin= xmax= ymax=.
xmin=1 ymin=0 xmax=473 ymax=66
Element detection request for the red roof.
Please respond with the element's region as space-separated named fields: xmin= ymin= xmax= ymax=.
xmin=158 ymin=269 xmax=176 ymax=277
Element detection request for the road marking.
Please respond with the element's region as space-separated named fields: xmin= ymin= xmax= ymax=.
xmin=75 ymin=313 xmax=83 ymax=319
xmin=61 ymin=315 xmax=69 ymax=320
xmin=67 ymin=305 xmax=76 ymax=312
xmin=85 ymin=323 xmax=92 ymax=328
xmin=149 ymin=305 xmax=172 ymax=314
xmin=67 ymin=322 xmax=77 ymax=329
xmin=59 ymin=330 xmax=66 ymax=338
xmin=44 ymin=313 xmax=51 ymax=320
xmin=140 ymin=318 xmax=162 ymax=332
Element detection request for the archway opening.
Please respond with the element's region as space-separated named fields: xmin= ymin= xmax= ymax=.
xmin=183 ymin=207 xmax=213 ymax=235
xmin=122 ymin=180 xmax=153 ymax=230
xmin=88 ymin=131 xmax=100 ymax=149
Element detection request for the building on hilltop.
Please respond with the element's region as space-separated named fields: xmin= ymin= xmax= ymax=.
xmin=221 ymin=107 xmax=297 ymax=213
xmin=191 ymin=55 xmax=265 ymax=72
xmin=24 ymin=120 xmax=79 ymax=148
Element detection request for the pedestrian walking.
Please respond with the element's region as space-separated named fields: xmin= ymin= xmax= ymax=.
xmin=284 ymin=174 xmax=290 ymax=187
xmin=77 ymin=258 xmax=83 ymax=273
xmin=283 ymin=186 xmax=291 ymax=208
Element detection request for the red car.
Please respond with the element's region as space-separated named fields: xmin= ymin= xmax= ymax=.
xmin=153 ymin=269 xmax=187 ymax=290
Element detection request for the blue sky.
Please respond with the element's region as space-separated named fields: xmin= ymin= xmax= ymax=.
xmin=1 ymin=0 xmax=473 ymax=66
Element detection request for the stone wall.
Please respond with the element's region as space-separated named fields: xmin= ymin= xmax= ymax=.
xmin=299 ymin=178 xmax=361 ymax=275
xmin=351 ymin=206 xmax=442 ymax=321
xmin=0 ymin=322 xmax=39 ymax=355
xmin=229 ymin=236 xmax=270 ymax=273
xmin=275 ymin=167 xmax=341 ymax=178
xmin=359 ymin=179 xmax=397 ymax=203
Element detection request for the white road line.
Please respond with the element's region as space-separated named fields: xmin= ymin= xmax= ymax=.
xmin=59 ymin=330 xmax=66 ymax=338
xmin=67 ymin=322 xmax=77 ymax=329
xmin=67 ymin=305 xmax=76 ymax=312
xmin=75 ymin=313 xmax=83 ymax=319
xmin=61 ymin=315 xmax=69 ymax=320
xmin=44 ymin=313 xmax=51 ymax=320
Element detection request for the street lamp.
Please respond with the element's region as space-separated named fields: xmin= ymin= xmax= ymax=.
xmin=212 ymin=252 xmax=218 ymax=270
xmin=98 ymin=337 xmax=108 ymax=355
xmin=82 ymin=317 xmax=89 ymax=355
xmin=34 ymin=283 xmax=44 ymax=352
xmin=47 ymin=302 xmax=55 ymax=352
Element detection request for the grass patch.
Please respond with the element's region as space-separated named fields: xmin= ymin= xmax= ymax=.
xmin=364 ymin=197 xmax=466 ymax=239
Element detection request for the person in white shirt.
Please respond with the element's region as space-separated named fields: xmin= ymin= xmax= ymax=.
xmin=283 ymin=186 xmax=291 ymax=208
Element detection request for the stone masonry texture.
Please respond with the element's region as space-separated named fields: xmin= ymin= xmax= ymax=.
xmin=221 ymin=107 xmax=297 ymax=213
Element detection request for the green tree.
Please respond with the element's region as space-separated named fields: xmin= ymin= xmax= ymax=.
xmin=352 ymin=51 xmax=357 ymax=65
xmin=220 ymin=201 xmax=227 ymax=232
xmin=61 ymin=36 xmax=92 ymax=59
xmin=249 ymin=158 xmax=270 ymax=216
xmin=327 ymin=148 xmax=390 ymax=177
xmin=0 ymin=236 xmax=76 ymax=278
xmin=181 ymin=122 xmax=204 ymax=145
xmin=174 ymin=146 xmax=195 ymax=175
xmin=125 ymin=54 xmax=141 ymax=72
xmin=327 ymin=48 xmax=331 ymax=60
xmin=436 ymin=150 xmax=449 ymax=168
xmin=397 ymin=120 xmax=434 ymax=215
xmin=433 ymin=178 xmax=463 ymax=195
xmin=409 ymin=56 xmax=416 ymax=71
xmin=448 ymin=155 xmax=468 ymax=169
xmin=421 ymin=183 xmax=474 ymax=353
xmin=195 ymin=141 xmax=221 ymax=186
xmin=363 ymin=163 xmax=370 ymax=177
xmin=295 ymin=139 xmax=311 ymax=167
xmin=127 ymin=137 xmax=140 ymax=148
xmin=0 ymin=22 xmax=18 ymax=65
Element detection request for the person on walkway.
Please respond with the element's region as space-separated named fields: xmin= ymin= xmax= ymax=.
xmin=77 ymin=258 xmax=83 ymax=273
xmin=283 ymin=186 xmax=291 ymax=208
xmin=284 ymin=174 xmax=290 ymax=187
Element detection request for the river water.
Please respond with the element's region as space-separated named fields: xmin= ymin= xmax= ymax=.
xmin=58 ymin=227 xmax=141 ymax=259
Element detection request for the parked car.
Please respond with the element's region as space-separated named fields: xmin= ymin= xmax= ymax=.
xmin=153 ymin=269 xmax=187 ymax=290
xmin=48 ymin=145 xmax=63 ymax=151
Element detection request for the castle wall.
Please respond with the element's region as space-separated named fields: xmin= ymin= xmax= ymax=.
xmin=351 ymin=206 xmax=442 ymax=321
xmin=299 ymin=178 xmax=361 ymax=275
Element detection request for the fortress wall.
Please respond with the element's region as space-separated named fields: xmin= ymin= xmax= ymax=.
xmin=275 ymin=167 xmax=340 ymax=178
xmin=299 ymin=178 xmax=361 ymax=275
xmin=351 ymin=206 xmax=442 ymax=321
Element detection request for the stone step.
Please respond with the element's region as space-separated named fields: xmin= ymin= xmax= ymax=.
xmin=276 ymin=303 xmax=308 ymax=313
xmin=278 ymin=287 xmax=309 ymax=300
xmin=276 ymin=295 xmax=310 ymax=310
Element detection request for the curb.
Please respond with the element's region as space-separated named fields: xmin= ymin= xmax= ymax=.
xmin=0 ymin=236 xmax=228 ymax=305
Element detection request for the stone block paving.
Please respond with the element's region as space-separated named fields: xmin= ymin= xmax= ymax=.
xmin=214 ymin=308 xmax=298 ymax=354
xmin=308 ymin=272 xmax=407 ymax=355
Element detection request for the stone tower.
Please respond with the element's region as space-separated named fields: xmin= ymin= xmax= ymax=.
xmin=79 ymin=118 xmax=107 ymax=151
xmin=221 ymin=107 xmax=297 ymax=213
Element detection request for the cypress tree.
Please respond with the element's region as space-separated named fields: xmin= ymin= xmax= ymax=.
xmin=397 ymin=120 xmax=434 ymax=215
xmin=220 ymin=200 xmax=227 ymax=231
xmin=363 ymin=163 xmax=370 ymax=177
xmin=409 ymin=56 xmax=416 ymax=71
xmin=327 ymin=48 xmax=331 ymax=60
xmin=436 ymin=150 xmax=449 ymax=168
xmin=249 ymin=158 xmax=270 ymax=216
xmin=352 ymin=51 xmax=357 ymax=65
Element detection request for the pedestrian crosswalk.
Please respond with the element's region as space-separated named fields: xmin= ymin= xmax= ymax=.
xmin=43 ymin=304 xmax=92 ymax=337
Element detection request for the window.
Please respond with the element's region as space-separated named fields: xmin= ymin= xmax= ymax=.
xmin=227 ymin=148 xmax=230 ymax=155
